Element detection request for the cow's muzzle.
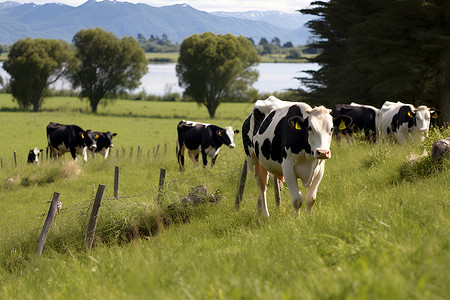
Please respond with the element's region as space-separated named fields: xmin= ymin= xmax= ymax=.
xmin=90 ymin=144 xmax=97 ymax=150
xmin=228 ymin=144 xmax=236 ymax=149
xmin=315 ymin=149 xmax=331 ymax=159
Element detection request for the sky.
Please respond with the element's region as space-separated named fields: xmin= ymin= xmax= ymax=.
xmin=8 ymin=0 xmax=314 ymax=13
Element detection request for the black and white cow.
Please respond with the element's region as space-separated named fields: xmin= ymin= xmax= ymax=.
xmin=332 ymin=103 xmax=378 ymax=142
xmin=89 ymin=131 xmax=117 ymax=158
xmin=47 ymin=122 xmax=97 ymax=162
xmin=242 ymin=96 xmax=352 ymax=217
xmin=176 ymin=120 xmax=239 ymax=170
xmin=377 ymin=101 xmax=435 ymax=142
xmin=27 ymin=147 xmax=43 ymax=164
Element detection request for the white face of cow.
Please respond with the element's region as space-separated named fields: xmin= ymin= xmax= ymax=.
xmin=32 ymin=148 xmax=41 ymax=163
xmin=225 ymin=126 xmax=237 ymax=148
xmin=414 ymin=106 xmax=431 ymax=136
xmin=306 ymin=107 xmax=334 ymax=159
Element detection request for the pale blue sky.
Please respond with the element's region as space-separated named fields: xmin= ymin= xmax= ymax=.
xmin=9 ymin=0 xmax=313 ymax=13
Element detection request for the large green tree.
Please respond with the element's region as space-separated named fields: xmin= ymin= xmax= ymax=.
xmin=176 ymin=32 xmax=260 ymax=118
xmin=2 ymin=38 xmax=74 ymax=111
xmin=70 ymin=28 xmax=148 ymax=113
xmin=300 ymin=0 xmax=450 ymax=124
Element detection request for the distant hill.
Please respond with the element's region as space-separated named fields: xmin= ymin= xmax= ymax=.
xmin=0 ymin=0 xmax=312 ymax=45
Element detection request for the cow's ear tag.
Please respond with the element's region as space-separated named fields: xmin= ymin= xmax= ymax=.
xmin=81 ymin=134 xmax=84 ymax=139
xmin=432 ymin=112 xmax=438 ymax=119
xmin=218 ymin=131 xmax=222 ymax=136
xmin=408 ymin=112 xmax=413 ymax=118
xmin=339 ymin=119 xmax=347 ymax=130
xmin=295 ymin=121 xmax=302 ymax=130
xmin=95 ymin=134 xmax=99 ymax=139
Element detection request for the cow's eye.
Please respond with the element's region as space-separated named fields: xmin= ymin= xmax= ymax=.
xmin=308 ymin=126 xmax=312 ymax=132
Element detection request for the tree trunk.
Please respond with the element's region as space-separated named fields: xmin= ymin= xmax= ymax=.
xmin=206 ymin=104 xmax=217 ymax=118
xmin=438 ymin=78 xmax=450 ymax=126
xmin=90 ymin=98 xmax=100 ymax=113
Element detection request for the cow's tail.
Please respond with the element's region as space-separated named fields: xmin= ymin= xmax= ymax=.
xmin=176 ymin=122 xmax=185 ymax=170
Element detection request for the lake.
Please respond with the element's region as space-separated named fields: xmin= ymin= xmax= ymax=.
xmin=0 ymin=62 xmax=320 ymax=96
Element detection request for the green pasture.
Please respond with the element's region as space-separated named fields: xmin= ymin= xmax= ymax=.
xmin=0 ymin=94 xmax=449 ymax=299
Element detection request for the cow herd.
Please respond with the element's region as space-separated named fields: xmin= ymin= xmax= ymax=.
xmin=27 ymin=96 xmax=440 ymax=217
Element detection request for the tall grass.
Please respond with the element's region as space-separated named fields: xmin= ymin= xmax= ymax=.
xmin=0 ymin=95 xmax=448 ymax=299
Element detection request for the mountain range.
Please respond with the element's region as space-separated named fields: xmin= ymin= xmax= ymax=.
xmin=0 ymin=0 xmax=312 ymax=45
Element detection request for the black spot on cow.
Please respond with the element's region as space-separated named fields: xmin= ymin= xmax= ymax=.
xmin=258 ymin=111 xmax=275 ymax=135
xmin=252 ymin=108 xmax=266 ymax=137
xmin=242 ymin=115 xmax=252 ymax=156
xmin=254 ymin=141 xmax=260 ymax=159
xmin=261 ymin=138 xmax=272 ymax=160
xmin=391 ymin=106 xmax=415 ymax=132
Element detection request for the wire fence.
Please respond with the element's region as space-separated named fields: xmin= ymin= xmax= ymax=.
xmin=0 ymin=162 xmax=262 ymax=256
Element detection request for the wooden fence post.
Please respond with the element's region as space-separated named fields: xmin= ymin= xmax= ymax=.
xmin=235 ymin=160 xmax=248 ymax=210
xmin=36 ymin=192 xmax=60 ymax=256
xmin=114 ymin=166 xmax=119 ymax=199
xmin=130 ymin=147 xmax=133 ymax=159
xmin=154 ymin=145 xmax=160 ymax=159
xmin=157 ymin=168 xmax=166 ymax=205
xmin=137 ymin=145 xmax=141 ymax=158
xmin=86 ymin=184 xmax=106 ymax=251
xmin=14 ymin=151 xmax=17 ymax=168
xmin=273 ymin=176 xmax=281 ymax=207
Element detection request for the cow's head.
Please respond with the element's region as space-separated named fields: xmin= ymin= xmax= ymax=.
xmin=289 ymin=106 xmax=352 ymax=159
xmin=28 ymin=147 xmax=43 ymax=164
xmin=414 ymin=106 xmax=434 ymax=138
xmin=103 ymin=131 xmax=117 ymax=148
xmin=216 ymin=126 xmax=239 ymax=149
xmin=82 ymin=130 xmax=97 ymax=150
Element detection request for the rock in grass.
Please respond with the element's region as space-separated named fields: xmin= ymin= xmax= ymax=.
xmin=181 ymin=185 xmax=221 ymax=205
xmin=432 ymin=137 xmax=450 ymax=160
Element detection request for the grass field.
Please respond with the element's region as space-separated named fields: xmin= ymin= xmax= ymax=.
xmin=0 ymin=94 xmax=449 ymax=299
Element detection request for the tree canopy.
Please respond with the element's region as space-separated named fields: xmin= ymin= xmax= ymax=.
xmin=300 ymin=0 xmax=450 ymax=123
xmin=176 ymin=32 xmax=260 ymax=118
xmin=2 ymin=38 xmax=74 ymax=111
xmin=69 ymin=28 xmax=148 ymax=113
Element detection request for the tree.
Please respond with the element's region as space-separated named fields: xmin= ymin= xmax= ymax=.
xmin=176 ymin=32 xmax=260 ymax=118
xmin=299 ymin=0 xmax=450 ymax=123
xmin=2 ymin=38 xmax=74 ymax=111
xmin=69 ymin=28 xmax=148 ymax=113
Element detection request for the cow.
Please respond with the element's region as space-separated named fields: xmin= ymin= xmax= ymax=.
xmin=27 ymin=148 xmax=43 ymax=164
xmin=46 ymin=122 xmax=97 ymax=162
xmin=89 ymin=131 xmax=117 ymax=158
xmin=176 ymin=120 xmax=239 ymax=170
xmin=332 ymin=103 xmax=378 ymax=142
xmin=242 ymin=96 xmax=352 ymax=217
xmin=377 ymin=101 xmax=436 ymax=142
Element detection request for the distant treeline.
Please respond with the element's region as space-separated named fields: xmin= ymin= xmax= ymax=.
xmin=136 ymin=33 xmax=317 ymax=59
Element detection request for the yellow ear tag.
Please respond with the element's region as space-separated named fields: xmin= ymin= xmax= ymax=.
xmin=432 ymin=113 xmax=438 ymax=119
xmin=339 ymin=119 xmax=346 ymax=130
xmin=81 ymin=134 xmax=84 ymax=138
xmin=218 ymin=131 xmax=222 ymax=136
xmin=295 ymin=121 xmax=302 ymax=130
xmin=408 ymin=112 xmax=413 ymax=118
xmin=95 ymin=135 xmax=99 ymax=139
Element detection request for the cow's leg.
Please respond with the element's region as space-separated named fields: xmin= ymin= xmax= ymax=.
xmin=82 ymin=146 xmax=88 ymax=162
xmin=254 ymin=162 xmax=269 ymax=217
xmin=188 ymin=151 xmax=198 ymax=167
xmin=104 ymin=147 xmax=110 ymax=159
xmin=305 ymin=162 xmax=325 ymax=212
xmin=201 ymin=150 xmax=208 ymax=167
xmin=211 ymin=154 xmax=218 ymax=167
xmin=176 ymin=144 xmax=185 ymax=170
xmin=282 ymin=162 xmax=303 ymax=216
xmin=70 ymin=148 xmax=78 ymax=160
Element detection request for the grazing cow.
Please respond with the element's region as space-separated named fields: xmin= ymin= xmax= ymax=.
xmin=332 ymin=103 xmax=378 ymax=142
xmin=377 ymin=101 xmax=435 ymax=142
xmin=89 ymin=131 xmax=117 ymax=158
xmin=47 ymin=122 xmax=97 ymax=162
xmin=242 ymin=96 xmax=352 ymax=217
xmin=27 ymin=148 xmax=43 ymax=164
xmin=176 ymin=120 xmax=239 ymax=170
